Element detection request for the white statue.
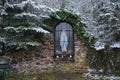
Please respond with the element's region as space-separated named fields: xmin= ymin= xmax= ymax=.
xmin=60 ymin=29 xmax=68 ymax=52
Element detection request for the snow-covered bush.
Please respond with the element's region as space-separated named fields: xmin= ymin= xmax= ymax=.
xmin=0 ymin=0 xmax=50 ymax=54
xmin=89 ymin=0 xmax=120 ymax=75
xmin=92 ymin=0 xmax=120 ymax=50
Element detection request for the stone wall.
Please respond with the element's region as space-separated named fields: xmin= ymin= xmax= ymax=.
xmin=6 ymin=33 xmax=88 ymax=74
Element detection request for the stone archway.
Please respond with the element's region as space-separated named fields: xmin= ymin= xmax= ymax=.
xmin=43 ymin=10 xmax=95 ymax=63
xmin=43 ymin=10 xmax=94 ymax=48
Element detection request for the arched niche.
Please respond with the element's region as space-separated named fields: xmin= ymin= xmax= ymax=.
xmin=54 ymin=22 xmax=74 ymax=61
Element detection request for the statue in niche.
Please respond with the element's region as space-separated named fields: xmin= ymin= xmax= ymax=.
xmin=60 ymin=29 xmax=68 ymax=53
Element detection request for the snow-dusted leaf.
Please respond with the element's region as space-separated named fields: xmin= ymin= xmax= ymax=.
xmin=0 ymin=37 xmax=6 ymax=43
xmin=5 ymin=0 xmax=33 ymax=9
xmin=0 ymin=10 xmax=8 ymax=15
xmin=4 ymin=26 xmax=49 ymax=33
xmin=94 ymin=41 xmax=105 ymax=50
xmin=31 ymin=27 xmax=49 ymax=33
xmin=15 ymin=12 xmax=38 ymax=18
xmin=111 ymin=42 xmax=120 ymax=48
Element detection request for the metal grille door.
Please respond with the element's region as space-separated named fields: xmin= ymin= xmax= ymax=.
xmin=54 ymin=22 xmax=74 ymax=60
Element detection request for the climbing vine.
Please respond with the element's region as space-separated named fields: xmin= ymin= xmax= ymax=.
xmin=43 ymin=9 xmax=96 ymax=48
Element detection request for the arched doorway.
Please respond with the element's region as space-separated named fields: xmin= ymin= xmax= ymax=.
xmin=54 ymin=22 xmax=74 ymax=60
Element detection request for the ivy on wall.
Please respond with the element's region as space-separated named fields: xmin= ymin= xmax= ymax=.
xmin=43 ymin=9 xmax=96 ymax=48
